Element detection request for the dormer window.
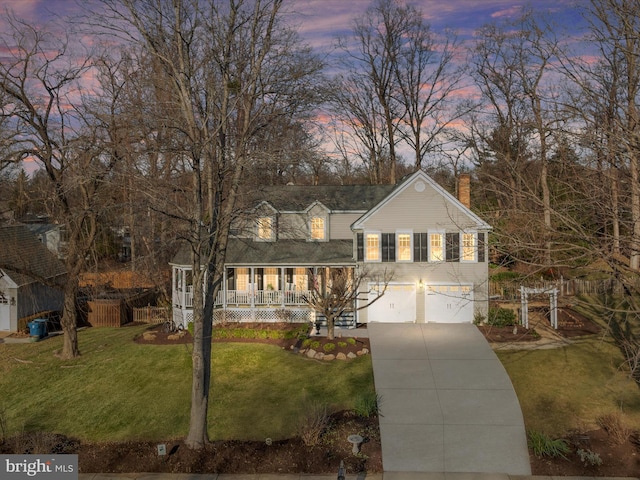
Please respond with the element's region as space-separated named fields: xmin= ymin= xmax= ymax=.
xmin=257 ymin=216 xmax=274 ymax=241
xmin=310 ymin=217 xmax=326 ymax=241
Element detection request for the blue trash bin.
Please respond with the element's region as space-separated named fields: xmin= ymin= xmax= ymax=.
xmin=28 ymin=319 xmax=47 ymax=338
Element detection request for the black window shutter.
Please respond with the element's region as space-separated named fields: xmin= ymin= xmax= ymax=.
xmin=446 ymin=232 xmax=460 ymax=262
xmin=382 ymin=233 xmax=395 ymax=262
xmin=357 ymin=233 xmax=364 ymax=261
xmin=413 ymin=233 xmax=427 ymax=262
xmin=478 ymin=232 xmax=486 ymax=262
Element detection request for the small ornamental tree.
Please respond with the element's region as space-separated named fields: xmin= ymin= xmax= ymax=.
xmin=305 ymin=267 xmax=393 ymax=340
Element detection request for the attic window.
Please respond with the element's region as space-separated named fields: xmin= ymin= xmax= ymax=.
xmin=257 ymin=217 xmax=274 ymax=241
xmin=310 ymin=217 xmax=326 ymax=241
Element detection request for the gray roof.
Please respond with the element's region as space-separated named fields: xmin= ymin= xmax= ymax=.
xmin=171 ymin=239 xmax=354 ymax=267
xmin=0 ymin=225 xmax=67 ymax=286
xmin=243 ymin=184 xmax=396 ymax=211
xmin=226 ymin=239 xmax=354 ymax=265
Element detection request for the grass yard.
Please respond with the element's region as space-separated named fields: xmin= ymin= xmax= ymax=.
xmin=0 ymin=324 xmax=374 ymax=442
xmin=497 ymin=335 xmax=640 ymax=437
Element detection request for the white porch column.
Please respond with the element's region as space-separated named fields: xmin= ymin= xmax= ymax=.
xmin=520 ymin=286 xmax=528 ymax=329
xmin=223 ymin=268 xmax=227 ymax=308
xmin=280 ymin=267 xmax=285 ymax=307
xmin=250 ymin=267 xmax=255 ymax=322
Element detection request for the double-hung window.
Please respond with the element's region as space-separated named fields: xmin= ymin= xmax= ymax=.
xmin=310 ymin=217 xmax=326 ymax=241
xmin=257 ymin=217 xmax=274 ymax=241
xmin=397 ymin=232 xmax=412 ymax=261
xmin=428 ymin=231 xmax=444 ymax=262
xmin=365 ymin=232 xmax=381 ymax=261
xmin=461 ymin=232 xmax=476 ymax=262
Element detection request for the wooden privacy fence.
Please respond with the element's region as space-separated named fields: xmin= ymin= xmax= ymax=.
xmin=133 ymin=306 xmax=170 ymax=324
xmin=87 ymin=299 xmax=127 ymax=327
xmin=490 ymin=277 xmax=635 ymax=301
xmin=87 ymin=289 xmax=158 ymax=327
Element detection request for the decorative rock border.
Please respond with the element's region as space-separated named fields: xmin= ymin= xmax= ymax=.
xmin=296 ymin=346 xmax=370 ymax=361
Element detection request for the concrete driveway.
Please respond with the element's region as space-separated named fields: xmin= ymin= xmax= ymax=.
xmin=368 ymin=322 xmax=531 ymax=475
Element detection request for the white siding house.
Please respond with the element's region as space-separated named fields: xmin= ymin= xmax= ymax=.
xmin=170 ymin=171 xmax=491 ymax=327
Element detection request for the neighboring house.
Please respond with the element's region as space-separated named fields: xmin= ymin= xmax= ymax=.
xmin=0 ymin=225 xmax=67 ymax=332
xmin=24 ymin=222 xmax=69 ymax=260
xmin=170 ymin=170 xmax=492 ymax=327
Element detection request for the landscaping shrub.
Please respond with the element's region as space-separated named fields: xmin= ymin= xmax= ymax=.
xmin=346 ymin=338 xmax=356 ymax=345
xmin=298 ymin=401 xmax=330 ymax=446
xmin=487 ymin=307 xmax=517 ymax=327
xmin=338 ymin=341 xmax=347 ymax=348
xmin=211 ymin=323 xmax=308 ymax=341
xmin=353 ymin=391 xmax=382 ymax=418
xmin=577 ymin=448 xmax=603 ymax=467
xmin=323 ymin=343 xmax=336 ymax=353
xmin=596 ymin=412 xmax=630 ymax=445
xmin=527 ymin=431 xmax=570 ymax=458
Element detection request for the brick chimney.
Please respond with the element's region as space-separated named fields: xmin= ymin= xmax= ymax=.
xmin=457 ymin=173 xmax=471 ymax=208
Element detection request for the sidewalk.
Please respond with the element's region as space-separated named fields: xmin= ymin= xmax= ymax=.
xmin=78 ymin=473 xmax=638 ymax=480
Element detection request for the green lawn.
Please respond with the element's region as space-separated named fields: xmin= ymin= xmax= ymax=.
xmin=0 ymin=325 xmax=374 ymax=442
xmin=497 ymin=336 xmax=640 ymax=437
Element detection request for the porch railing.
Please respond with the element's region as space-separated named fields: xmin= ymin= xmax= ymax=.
xmin=215 ymin=289 xmax=310 ymax=307
xmin=176 ymin=288 xmax=311 ymax=308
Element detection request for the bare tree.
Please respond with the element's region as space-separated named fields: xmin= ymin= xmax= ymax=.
xmin=467 ymin=11 xmax=564 ymax=269
xmin=92 ymin=0 xmax=323 ymax=449
xmin=305 ymin=267 xmax=392 ymax=340
xmin=0 ymin=14 xmax=121 ymax=359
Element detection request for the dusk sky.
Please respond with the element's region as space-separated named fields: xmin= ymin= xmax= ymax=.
xmin=0 ymin=0 xmax=589 ymax=53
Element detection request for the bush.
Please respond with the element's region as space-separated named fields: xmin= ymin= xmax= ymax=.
xmin=323 ymin=343 xmax=336 ymax=353
xmin=489 ymin=271 xmax=522 ymax=282
xmin=337 ymin=341 xmax=347 ymax=348
xmin=527 ymin=431 xmax=570 ymax=458
xmin=346 ymin=337 xmax=356 ymax=345
xmin=298 ymin=401 xmax=330 ymax=446
xmin=577 ymin=448 xmax=602 ymax=466
xmin=353 ymin=391 xmax=382 ymax=418
xmin=487 ymin=307 xmax=517 ymax=327
xmin=211 ymin=323 xmax=309 ymax=340
xmin=596 ymin=412 xmax=630 ymax=445
xmin=473 ymin=311 xmax=486 ymax=325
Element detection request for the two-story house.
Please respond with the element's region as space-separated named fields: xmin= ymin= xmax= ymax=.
xmin=169 ymin=170 xmax=491 ymax=327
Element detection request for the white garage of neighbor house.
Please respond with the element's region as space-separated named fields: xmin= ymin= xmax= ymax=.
xmin=0 ymin=225 xmax=66 ymax=332
xmin=170 ymin=170 xmax=492 ymax=327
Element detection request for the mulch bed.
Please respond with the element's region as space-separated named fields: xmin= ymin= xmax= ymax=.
xmin=476 ymin=325 xmax=539 ymax=342
xmin=1 ymin=411 xmax=382 ymax=475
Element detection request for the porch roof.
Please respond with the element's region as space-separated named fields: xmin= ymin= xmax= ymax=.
xmin=170 ymin=239 xmax=354 ymax=267
xmin=226 ymin=239 xmax=354 ymax=266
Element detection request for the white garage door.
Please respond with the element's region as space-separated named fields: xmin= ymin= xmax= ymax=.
xmin=0 ymin=298 xmax=10 ymax=331
xmin=425 ymin=284 xmax=473 ymax=323
xmin=367 ymin=283 xmax=416 ymax=323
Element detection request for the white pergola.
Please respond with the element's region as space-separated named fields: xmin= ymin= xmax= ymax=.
xmin=520 ymin=286 xmax=559 ymax=329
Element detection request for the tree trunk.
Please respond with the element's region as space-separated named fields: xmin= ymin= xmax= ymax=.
xmin=60 ymin=280 xmax=80 ymax=359
xmin=326 ymin=313 xmax=336 ymax=341
xmin=185 ymin=257 xmax=210 ymax=448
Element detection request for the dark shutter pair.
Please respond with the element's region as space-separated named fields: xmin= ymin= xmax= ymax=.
xmin=358 ymin=231 xmax=486 ymax=262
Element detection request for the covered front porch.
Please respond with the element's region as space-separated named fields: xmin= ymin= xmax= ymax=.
xmin=171 ymin=265 xmax=356 ymax=326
